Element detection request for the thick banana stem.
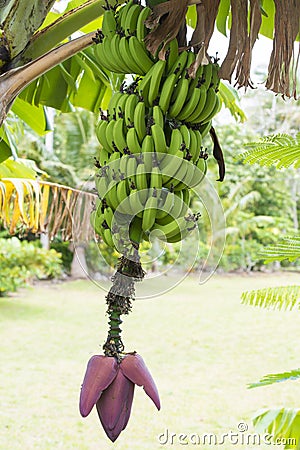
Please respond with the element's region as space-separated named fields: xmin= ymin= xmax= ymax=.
xmin=103 ymin=256 xmax=145 ymax=359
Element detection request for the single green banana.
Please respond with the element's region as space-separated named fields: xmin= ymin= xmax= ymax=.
xmin=176 ymin=86 xmax=202 ymax=121
xmin=129 ymin=216 xmax=144 ymax=245
xmin=151 ymin=123 xmax=167 ymax=153
xmin=179 ymin=124 xmax=191 ymax=149
xmin=168 ymin=127 xmax=184 ymax=157
xmin=150 ymin=165 xmax=162 ymax=191
xmin=198 ymin=120 xmax=212 ymax=138
xmin=202 ymin=63 xmax=213 ymax=90
xmin=134 ymin=101 xmax=147 ymax=143
xmin=104 ymin=206 xmax=114 ymax=229
xmin=156 ymin=189 xmax=174 ymax=219
xmin=113 ymin=118 xmax=127 ymax=153
xmin=142 ymin=189 xmax=158 ymax=232
xmin=108 ymin=91 xmax=123 ymax=118
xmin=94 ymin=42 xmax=113 ymax=72
xmin=105 ymin=119 xmax=117 ymax=152
xmin=167 ymin=50 xmax=188 ymax=78
xmin=191 ymin=87 xmax=218 ymax=124
xmin=148 ymin=59 xmax=166 ymax=106
xmin=136 ymin=6 xmax=151 ymax=42
xmin=124 ymin=93 xmax=139 ymax=126
xmin=185 ymin=85 xmax=207 ymax=123
xmin=102 ymin=8 xmax=117 ymax=38
xmin=201 ymin=93 xmax=221 ymax=123
xmin=141 ymin=134 xmax=155 ymax=173
xmin=135 ymin=162 xmax=149 ymax=203
xmin=119 ymin=36 xmax=143 ymax=75
xmin=110 ymin=34 xmax=131 ymax=73
xmin=128 ymin=35 xmax=154 ymax=75
xmin=124 ymin=3 xmax=141 ymax=36
xmin=158 ymin=72 xmax=177 ymax=114
xmin=152 ymin=105 xmax=164 ymax=129
xmin=168 ymin=75 xmax=190 ymax=118
xmin=96 ymin=120 xmax=109 ymax=150
xmin=105 ymin=179 xmax=119 ymax=210
xmin=99 ymin=147 xmax=110 ymax=167
xmin=127 ymin=127 xmax=142 ymax=154
xmin=166 ymin=38 xmax=179 ymax=74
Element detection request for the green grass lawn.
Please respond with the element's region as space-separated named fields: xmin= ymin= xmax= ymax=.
xmin=0 ymin=272 xmax=300 ymax=449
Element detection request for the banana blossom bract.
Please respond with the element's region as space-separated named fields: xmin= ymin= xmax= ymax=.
xmin=79 ymin=353 xmax=160 ymax=442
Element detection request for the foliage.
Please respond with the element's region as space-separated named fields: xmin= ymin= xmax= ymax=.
xmin=238 ymin=131 xmax=300 ymax=443
xmin=50 ymin=240 xmax=74 ymax=274
xmin=249 ymin=369 xmax=300 ymax=389
xmin=253 ymin=409 xmax=300 ymax=449
xmin=242 ymin=285 xmax=300 ymax=311
xmin=239 ymin=133 xmax=300 ymax=169
xmin=0 ymin=237 xmax=62 ymax=296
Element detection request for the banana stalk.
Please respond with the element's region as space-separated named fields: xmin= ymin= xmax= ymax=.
xmin=13 ymin=0 xmax=123 ymax=68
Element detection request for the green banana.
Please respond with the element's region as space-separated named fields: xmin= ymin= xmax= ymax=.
xmin=110 ymin=34 xmax=131 ymax=73
xmin=127 ymin=127 xmax=142 ymax=154
xmin=142 ymin=189 xmax=158 ymax=232
xmin=128 ymin=36 xmax=154 ymax=75
xmin=179 ymin=124 xmax=191 ymax=149
xmin=148 ymin=59 xmax=166 ymax=106
xmin=156 ymin=189 xmax=174 ymax=220
xmin=136 ymin=6 xmax=151 ymax=42
xmin=166 ymin=38 xmax=179 ymax=74
xmin=168 ymin=75 xmax=190 ymax=118
xmin=96 ymin=120 xmax=110 ymax=150
xmin=124 ymin=93 xmax=138 ymax=126
xmin=158 ymin=72 xmax=177 ymax=114
xmin=201 ymin=93 xmax=221 ymax=123
xmin=113 ymin=118 xmax=127 ymax=153
xmin=202 ymin=63 xmax=213 ymax=90
xmin=185 ymin=85 xmax=207 ymax=123
xmin=141 ymin=134 xmax=154 ymax=173
xmin=102 ymin=9 xmax=117 ymax=38
xmin=168 ymin=128 xmax=184 ymax=157
xmin=152 ymin=105 xmax=164 ymax=129
xmin=99 ymin=147 xmax=110 ymax=167
xmin=119 ymin=36 xmax=144 ymax=75
xmin=151 ymin=123 xmax=167 ymax=154
xmin=134 ymin=101 xmax=147 ymax=143
xmin=123 ymin=3 xmax=141 ymax=36
xmin=191 ymin=87 xmax=218 ymax=124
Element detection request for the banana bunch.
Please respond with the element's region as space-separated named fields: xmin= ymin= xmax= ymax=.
xmin=94 ymin=1 xmax=154 ymax=76
xmin=92 ymin=1 xmax=224 ymax=253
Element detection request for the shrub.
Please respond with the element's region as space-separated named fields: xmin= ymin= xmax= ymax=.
xmin=0 ymin=237 xmax=62 ymax=296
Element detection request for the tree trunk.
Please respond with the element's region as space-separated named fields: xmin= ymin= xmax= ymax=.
xmin=71 ymin=244 xmax=89 ymax=279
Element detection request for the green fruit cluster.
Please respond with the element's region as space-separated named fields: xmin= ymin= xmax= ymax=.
xmin=92 ymin=1 xmax=221 ymax=253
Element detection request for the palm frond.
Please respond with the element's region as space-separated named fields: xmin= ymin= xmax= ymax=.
xmin=260 ymin=235 xmax=300 ymax=262
xmin=0 ymin=178 xmax=96 ymax=241
xmin=239 ymin=133 xmax=300 ymax=169
xmin=253 ymin=408 xmax=300 ymax=449
xmin=248 ymin=369 xmax=300 ymax=388
xmin=241 ymin=285 xmax=300 ymax=310
xmin=218 ymin=82 xmax=247 ymax=123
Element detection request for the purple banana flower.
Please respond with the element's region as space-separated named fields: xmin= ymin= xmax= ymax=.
xmin=79 ymin=352 xmax=160 ymax=442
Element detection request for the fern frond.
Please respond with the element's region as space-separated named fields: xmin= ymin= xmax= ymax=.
xmin=248 ymin=369 xmax=300 ymax=388
xmin=239 ymin=133 xmax=300 ymax=169
xmin=253 ymin=408 xmax=300 ymax=448
xmin=241 ymin=285 xmax=300 ymax=310
xmin=260 ymin=235 xmax=300 ymax=262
